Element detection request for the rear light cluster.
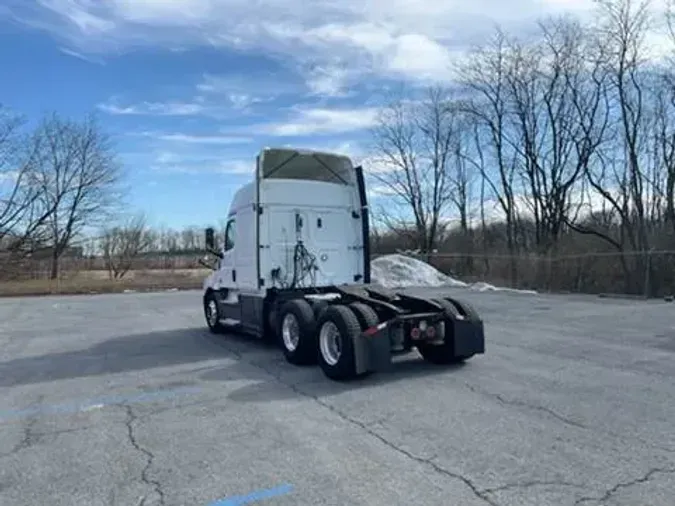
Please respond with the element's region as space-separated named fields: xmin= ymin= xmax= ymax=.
xmin=410 ymin=320 xmax=435 ymax=339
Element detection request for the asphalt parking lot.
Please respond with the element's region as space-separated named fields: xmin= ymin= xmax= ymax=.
xmin=0 ymin=288 xmax=674 ymax=506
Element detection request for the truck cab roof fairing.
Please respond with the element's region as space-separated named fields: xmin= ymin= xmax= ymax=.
xmin=258 ymin=147 xmax=356 ymax=186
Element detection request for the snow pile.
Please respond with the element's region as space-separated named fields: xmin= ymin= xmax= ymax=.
xmin=371 ymin=254 xmax=467 ymax=288
xmin=370 ymin=254 xmax=537 ymax=294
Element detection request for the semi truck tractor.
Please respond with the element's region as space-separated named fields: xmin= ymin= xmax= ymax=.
xmin=201 ymin=147 xmax=485 ymax=381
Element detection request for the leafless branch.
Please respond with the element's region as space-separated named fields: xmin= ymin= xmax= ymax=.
xmin=101 ymin=213 xmax=153 ymax=279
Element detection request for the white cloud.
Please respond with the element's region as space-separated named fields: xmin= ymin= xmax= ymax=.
xmin=220 ymin=159 xmax=254 ymax=174
xmin=138 ymin=131 xmax=251 ymax=145
xmin=253 ymin=106 xmax=381 ymax=137
xmin=196 ymin=73 xmax=300 ymax=107
xmin=9 ymin=0 xmax=654 ymax=94
xmin=59 ymin=46 xmax=105 ymax=64
xmin=367 ymin=183 xmax=398 ymax=198
xmin=226 ymin=94 xmax=253 ymax=110
xmin=98 ymin=100 xmax=208 ymax=116
xmin=98 ymin=75 xmax=278 ymax=118
xmin=37 ymin=0 xmax=116 ymax=35
xmin=0 ymin=170 xmax=20 ymax=183
xmin=304 ymin=64 xmax=352 ymax=97
xmin=193 ymin=74 xmax=295 ymax=113
xmin=110 ymin=0 xmax=214 ymax=25
xmin=286 ymin=22 xmax=457 ymax=82
xmin=644 ymin=27 xmax=675 ymax=62
xmin=386 ymin=33 xmax=455 ymax=81
xmin=197 ymin=74 xmax=278 ymax=95
xmin=150 ymin=151 xmax=254 ymax=175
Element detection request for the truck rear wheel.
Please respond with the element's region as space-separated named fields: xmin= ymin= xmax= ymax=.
xmin=310 ymin=299 xmax=329 ymax=320
xmin=443 ymin=297 xmax=481 ymax=322
xmin=277 ymin=299 xmax=318 ymax=365
xmin=417 ymin=298 xmax=470 ymax=365
xmin=317 ymin=305 xmax=362 ymax=381
xmin=348 ymin=302 xmax=379 ymax=329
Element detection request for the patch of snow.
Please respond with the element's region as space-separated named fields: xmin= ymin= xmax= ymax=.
xmin=469 ymin=281 xmax=537 ymax=295
xmin=370 ymin=254 xmax=537 ymax=294
xmin=371 ymin=254 xmax=466 ymax=288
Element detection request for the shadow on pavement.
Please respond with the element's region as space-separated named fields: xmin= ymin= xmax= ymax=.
xmin=1 ymin=319 xmax=471 ymax=396
xmin=199 ymin=350 xmax=469 ymax=403
xmin=0 ymin=327 xmax=240 ymax=387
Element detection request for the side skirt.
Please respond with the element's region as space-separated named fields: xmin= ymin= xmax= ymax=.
xmin=216 ymin=290 xmax=266 ymax=338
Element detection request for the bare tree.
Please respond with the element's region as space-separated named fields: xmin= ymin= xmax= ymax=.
xmin=0 ymin=107 xmax=28 ymax=245
xmin=663 ymin=0 xmax=675 ymax=231
xmin=101 ymin=213 xmax=152 ymax=279
xmin=457 ymin=29 xmax=522 ymax=283
xmin=448 ymin=110 xmax=478 ymax=235
xmin=30 ymin=113 xmax=124 ymax=279
xmin=507 ymin=17 xmax=605 ymax=254
xmin=359 ymin=0 xmax=675 ymax=296
xmin=369 ymin=87 xmax=459 ymax=255
xmin=572 ymin=0 xmax=656 ymax=293
xmin=655 ymin=77 xmax=675 ymax=234
xmin=0 ymin=106 xmax=52 ymax=257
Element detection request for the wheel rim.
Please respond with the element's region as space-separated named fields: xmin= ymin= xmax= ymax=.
xmin=206 ymin=299 xmax=218 ymax=327
xmin=319 ymin=321 xmax=342 ymax=366
xmin=281 ymin=313 xmax=300 ymax=351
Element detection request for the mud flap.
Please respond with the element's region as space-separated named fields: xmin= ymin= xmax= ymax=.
xmin=352 ymin=328 xmax=393 ymax=374
xmin=452 ymin=319 xmax=486 ymax=357
xmin=442 ymin=296 xmax=486 ymax=357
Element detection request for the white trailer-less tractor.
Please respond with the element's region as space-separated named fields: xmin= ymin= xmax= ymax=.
xmin=201 ymin=147 xmax=485 ymax=380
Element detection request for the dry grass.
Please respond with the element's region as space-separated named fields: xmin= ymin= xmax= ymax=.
xmin=0 ymin=269 xmax=211 ymax=297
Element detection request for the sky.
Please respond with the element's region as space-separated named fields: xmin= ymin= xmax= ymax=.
xmin=0 ymin=0 xmax=655 ymax=231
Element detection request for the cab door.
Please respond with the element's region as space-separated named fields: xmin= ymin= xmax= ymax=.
xmin=233 ymin=206 xmax=258 ymax=292
xmin=215 ymin=216 xmax=236 ymax=289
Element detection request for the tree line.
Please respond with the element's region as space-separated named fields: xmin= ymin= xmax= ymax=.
xmin=368 ymin=0 xmax=675 ymax=295
xmin=2 ymin=0 xmax=675 ymax=296
xmin=0 ymin=110 xmax=123 ymax=279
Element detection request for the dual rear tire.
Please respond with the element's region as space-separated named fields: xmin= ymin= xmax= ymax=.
xmin=275 ymin=299 xmax=378 ymax=380
xmin=277 ymin=299 xmax=318 ymax=365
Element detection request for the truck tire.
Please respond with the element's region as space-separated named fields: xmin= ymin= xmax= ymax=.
xmin=444 ymin=297 xmax=481 ymax=322
xmin=432 ymin=297 xmax=461 ymax=318
xmin=310 ymin=299 xmax=330 ymax=320
xmin=316 ymin=305 xmax=362 ymax=381
xmin=277 ymin=298 xmax=318 ymax=365
xmin=417 ymin=298 xmax=470 ymax=365
xmin=348 ymin=302 xmax=379 ymax=329
xmin=204 ymin=291 xmax=226 ymax=334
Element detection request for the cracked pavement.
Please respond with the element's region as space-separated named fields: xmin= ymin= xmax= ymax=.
xmin=0 ymin=288 xmax=674 ymax=505
xmin=124 ymin=404 xmax=166 ymax=506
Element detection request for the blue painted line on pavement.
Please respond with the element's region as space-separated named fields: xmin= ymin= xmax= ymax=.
xmin=0 ymin=386 xmax=202 ymax=423
xmin=208 ymin=484 xmax=294 ymax=506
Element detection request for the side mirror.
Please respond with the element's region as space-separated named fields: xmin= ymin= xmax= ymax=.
xmin=204 ymin=227 xmax=224 ymax=259
xmin=205 ymin=227 xmax=215 ymax=250
xmin=198 ymin=257 xmax=217 ymax=271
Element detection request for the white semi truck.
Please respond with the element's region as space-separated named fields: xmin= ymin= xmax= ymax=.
xmin=201 ymin=147 xmax=485 ymax=381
